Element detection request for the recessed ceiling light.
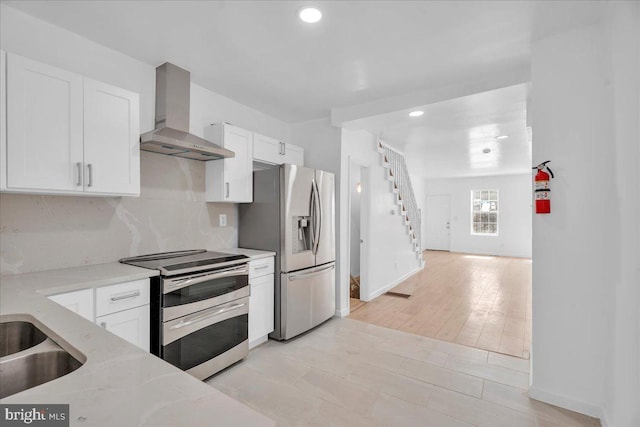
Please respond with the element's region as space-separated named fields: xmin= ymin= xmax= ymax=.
xmin=483 ymin=148 xmax=491 ymax=154
xmin=298 ymin=7 xmax=322 ymax=23
xmin=409 ymin=110 xmax=424 ymax=117
xmin=496 ymin=135 xmax=509 ymax=140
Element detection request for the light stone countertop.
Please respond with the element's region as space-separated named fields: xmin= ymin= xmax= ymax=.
xmin=0 ymin=261 xmax=274 ymax=427
xmin=219 ymin=247 xmax=276 ymax=260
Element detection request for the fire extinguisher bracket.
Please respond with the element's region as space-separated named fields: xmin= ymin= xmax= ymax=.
xmin=533 ymin=161 xmax=553 ymax=214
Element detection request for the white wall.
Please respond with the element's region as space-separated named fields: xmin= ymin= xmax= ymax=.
xmin=341 ymin=129 xmax=422 ymax=303
xmin=425 ymin=174 xmax=532 ymax=258
xmin=0 ymin=4 xmax=292 ymax=274
xmin=190 ymin=83 xmax=290 ymax=142
xmin=603 ymin=4 xmax=640 ymax=427
xmin=530 ymin=5 xmax=640 ymax=425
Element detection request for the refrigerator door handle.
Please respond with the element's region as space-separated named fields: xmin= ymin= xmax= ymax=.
xmin=313 ymin=179 xmax=322 ymax=255
xmin=309 ymin=181 xmax=316 ymax=252
xmin=288 ymin=263 xmax=335 ymax=281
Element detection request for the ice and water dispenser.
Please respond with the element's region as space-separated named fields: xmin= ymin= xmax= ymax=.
xmin=291 ymin=215 xmax=312 ymax=253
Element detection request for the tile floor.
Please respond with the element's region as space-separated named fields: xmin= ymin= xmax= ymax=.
xmin=207 ymin=318 xmax=599 ymax=427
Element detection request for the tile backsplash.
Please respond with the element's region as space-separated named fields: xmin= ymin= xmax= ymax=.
xmin=0 ymin=151 xmax=238 ymax=275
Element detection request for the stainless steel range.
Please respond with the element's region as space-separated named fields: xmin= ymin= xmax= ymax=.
xmin=120 ymin=250 xmax=249 ymax=380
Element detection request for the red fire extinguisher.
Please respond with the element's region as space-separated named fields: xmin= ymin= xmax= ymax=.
xmin=533 ymin=161 xmax=554 ymax=214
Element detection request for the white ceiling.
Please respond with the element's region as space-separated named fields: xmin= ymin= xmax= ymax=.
xmin=3 ymin=0 xmax=606 ymax=124
xmin=351 ymin=84 xmax=532 ymax=178
xmin=4 ymin=1 xmax=607 ymax=178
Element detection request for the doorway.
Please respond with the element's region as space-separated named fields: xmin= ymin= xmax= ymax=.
xmin=348 ymin=160 xmax=368 ymax=313
xmin=425 ymin=194 xmax=451 ymax=251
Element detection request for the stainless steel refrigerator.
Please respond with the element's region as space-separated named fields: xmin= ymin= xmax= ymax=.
xmin=239 ymin=164 xmax=335 ymax=340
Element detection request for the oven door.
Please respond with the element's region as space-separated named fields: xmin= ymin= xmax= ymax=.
xmin=162 ymin=297 xmax=249 ymax=380
xmin=162 ymin=264 xmax=249 ymax=322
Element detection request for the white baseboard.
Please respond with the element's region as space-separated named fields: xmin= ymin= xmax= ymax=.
xmin=528 ymin=386 xmax=603 ymax=421
xmin=364 ymin=265 xmax=422 ymax=301
xmin=335 ymin=307 xmax=349 ymax=317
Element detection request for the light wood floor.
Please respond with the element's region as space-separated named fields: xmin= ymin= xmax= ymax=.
xmin=349 ymin=251 xmax=532 ymax=359
xmin=207 ymin=318 xmax=598 ymax=427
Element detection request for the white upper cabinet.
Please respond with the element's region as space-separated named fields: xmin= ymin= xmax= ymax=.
xmin=83 ymin=78 xmax=140 ymax=195
xmin=1 ymin=52 xmax=140 ymax=196
xmin=5 ymin=53 xmax=84 ymax=192
xmin=205 ymin=123 xmax=253 ymax=203
xmin=283 ymin=143 xmax=304 ymax=166
xmin=253 ymin=132 xmax=303 ymax=166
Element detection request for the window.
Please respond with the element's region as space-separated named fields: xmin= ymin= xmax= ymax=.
xmin=471 ymin=190 xmax=498 ymax=235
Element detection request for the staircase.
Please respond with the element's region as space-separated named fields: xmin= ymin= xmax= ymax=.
xmin=377 ymin=140 xmax=424 ymax=265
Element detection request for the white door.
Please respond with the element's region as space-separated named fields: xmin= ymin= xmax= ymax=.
xmin=96 ymin=305 xmax=150 ymax=352
xmin=248 ymin=273 xmax=274 ymax=346
xmin=223 ymin=124 xmax=253 ymax=202
xmin=83 ymin=78 xmax=140 ymax=195
xmin=283 ymin=143 xmax=304 ymax=166
xmin=6 ymin=53 xmax=84 ymax=192
xmin=425 ymin=194 xmax=451 ymax=251
xmin=253 ymin=133 xmax=281 ymax=164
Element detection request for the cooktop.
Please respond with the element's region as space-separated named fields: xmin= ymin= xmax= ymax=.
xmin=119 ymin=249 xmax=248 ymax=276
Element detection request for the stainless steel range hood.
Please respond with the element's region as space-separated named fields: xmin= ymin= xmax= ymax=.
xmin=140 ymin=62 xmax=234 ymax=161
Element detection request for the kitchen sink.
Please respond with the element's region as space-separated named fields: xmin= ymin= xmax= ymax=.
xmin=0 ymin=321 xmax=47 ymax=357
xmin=0 ymin=317 xmax=85 ymax=399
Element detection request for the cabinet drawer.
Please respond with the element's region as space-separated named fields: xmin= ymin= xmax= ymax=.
xmin=96 ymin=279 xmax=150 ymax=317
xmin=249 ymin=257 xmax=274 ymax=278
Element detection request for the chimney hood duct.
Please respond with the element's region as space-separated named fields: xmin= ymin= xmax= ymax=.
xmin=140 ymin=62 xmax=234 ymax=161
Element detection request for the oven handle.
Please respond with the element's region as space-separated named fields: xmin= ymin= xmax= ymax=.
xmin=163 ymin=299 xmax=249 ymax=345
xmin=164 ymin=265 xmax=248 ymax=294
xmin=169 ymin=302 xmax=247 ymax=331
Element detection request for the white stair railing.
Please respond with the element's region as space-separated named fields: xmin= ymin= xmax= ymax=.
xmin=377 ymin=140 xmax=423 ymax=261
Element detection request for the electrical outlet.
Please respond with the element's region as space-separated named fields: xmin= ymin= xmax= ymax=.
xmin=219 ymin=214 xmax=227 ymax=227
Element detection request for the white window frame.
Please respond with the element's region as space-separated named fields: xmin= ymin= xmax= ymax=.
xmin=470 ymin=189 xmax=499 ymax=236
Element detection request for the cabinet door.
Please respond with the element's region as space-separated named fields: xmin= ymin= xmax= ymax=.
xmin=96 ymin=305 xmax=150 ymax=352
xmin=253 ymin=133 xmax=281 ymax=164
xmin=222 ymin=124 xmax=253 ymax=202
xmin=83 ymin=78 xmax=140 ymax=196
xmin=283 ymin=143 xmax=304 ymax=166
xmin=249 ymin=273 xmax=274 ymax=347
xmin=1 ymin=51 xmax=6 ymax=190
xmin=6 ymin=53 xmax=84 ymax=192
xmin=48 ymin=289 xmax=94 ymax=321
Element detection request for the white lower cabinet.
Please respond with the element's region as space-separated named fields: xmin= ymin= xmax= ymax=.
xmin=48 ymin=278 xmax=150 ymax=352
xmin=248 ymin=256 xmax=275 ymax=349
xmin=48 ymin=288 xmax=94 ymax=321
xmin=95 ymin=279 xmax=150 ymax=351
xmin=96 ymin=305 xmax=150 ymax=352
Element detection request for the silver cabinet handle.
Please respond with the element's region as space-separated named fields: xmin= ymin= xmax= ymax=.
xmin=254 ymin=265 xmax=269 ymax=270
xmin=225 ymin=182 xmax=230 ymax=198
xmin=282 ymin=142 xmax=286 ymax=155
xmin=87 ymin=163 xmax=93 ymax=187
xmin=76 ymin=162 xmax=83 ymax=186
xmin=110 ymin=290 xmax=140 ymax=302
xmin=169 ymin=303 xmax=246 ymax=330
